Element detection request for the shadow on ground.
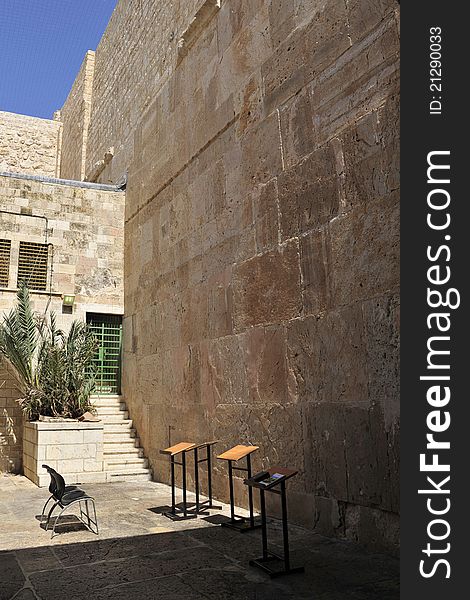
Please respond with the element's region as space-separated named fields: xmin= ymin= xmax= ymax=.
xmin=1 ymin=525 xmax=399 ymax=600
xmin=0 ymin=476 xmax=399 ymax=599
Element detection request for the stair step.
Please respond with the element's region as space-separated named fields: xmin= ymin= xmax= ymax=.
xmin=106 ymin=469 xmax=152 ymax=482
xmin=103 ymin=429 xmax=137 ymax=442
xmin=100 ymin=417 xmax=132 ymax=426
xmin=103 ymin=419 xmax=135 ymax=435
xmin=104 ymin=445 xmax=144 ymax=457
xmin=95 ymin=402 xmax=127 ymax=417
xmin=91 ymin=396 xmax=151 ymax=482
xmin=106 ymin=457 xmax=149 ymax=471
xmin=98 ymin=410 xmax=129 ymax=423
xmin=104 ymin=439 xmax=139 ymax=449
xmin=92 ymin=399 xmax=126 ymax=409
xmin=104 ymin=437 xmax=139 ymax=446
xmin=102 ymin=420 xmax=133 ymax=431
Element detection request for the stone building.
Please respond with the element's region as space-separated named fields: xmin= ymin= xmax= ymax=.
xmin=0 ymin=0 xmax=400 ymax=552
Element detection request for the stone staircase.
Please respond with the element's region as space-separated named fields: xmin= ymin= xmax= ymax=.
xmin=91 ymin=394 xmax=152 ymax=482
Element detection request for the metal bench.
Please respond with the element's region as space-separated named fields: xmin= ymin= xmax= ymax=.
xmin=41 ymin=464 xmax=99 ymax=538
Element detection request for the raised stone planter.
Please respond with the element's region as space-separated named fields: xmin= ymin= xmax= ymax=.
xmin=23 ymin=420 xmax=105 ymax=487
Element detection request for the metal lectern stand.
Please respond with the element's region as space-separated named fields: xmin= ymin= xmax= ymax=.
xmin=217 ymin=444 xmax=262 ymax=532
xmin=160 ymin=441 xmax=197 ymax=521
xmin=245 ymin=467 xmax=304 ymax=578
xmin=191 ymin=441 xmax=222 ymax=514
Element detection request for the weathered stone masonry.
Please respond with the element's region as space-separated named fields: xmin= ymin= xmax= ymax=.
xmin=59 ymin=51 xmax=96 ymax=181
xmin=0 ymin=111 xmax=62 ymax=177
xmin=0 ymin=0 xmax=400 ymax=553
xmin=0 ymin=173 xmax=124 ymax=475
xmin=0 ymin=174 xmax=125 ymax=325
xmin=0 ymin=357 xmax=22 ymax=473
xmin=67 ymin=0 xmax=399 ymax=552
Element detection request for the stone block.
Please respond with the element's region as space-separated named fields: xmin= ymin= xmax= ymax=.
xmin=341 ymin=405 xmax=387 ymax=506
xmin=303 ymin=402 xmax=348 ymax=501
xmin=201 ymin=335 xmax=248 ymax=408
xmin=57 ymin=459 xmax=84 ymax=474
xmin=306 ymin=18 xmax=399 ymax=147
xmin=378 ymin=92 xmax=400 ymax=194
xmin=342 ymin=111 xmax=380 ymax=167
xmin=287 ymin=305 xmax=368 ymax=406
xmin=202 ymin=324 xmax=295 ymax=409
xmin=328 ymin=194 xmax=399 ymax=307
xmin=303 ymin=400 xmax=398 ymax=513
xmin=216 ymin=0 xmax=267 ymax=55
xmin=232 ymin=240 xmax=301 ymax=331
xmin=234 ymin=71 xmax=264 ymax=137
xmin=240 ymin=112 xmax=283 ymax=186
xmin=341 ymin=111 xmax=390 ymax=206
xmin=300 ymin=228 xmax=330 ymax=316
xmin=278 ymin=145 xmax=340 ymax=240
xmin=303 ymin=0 xmax=350 ymax=80
xmin=346 ymin=0 xmax=398 ymax=44
xmin=83 ymin=429 xmax=103 ymax=443
xmin=216 ymin=4 xmax=271 ymax=108
xmin=268 ymin=0 xmax=296 ymax=47
xmin=261 ymin=26 xmax=306 ymax=114
xmin=266 ymin=488 xmax=316 ymax=529
xmin=252 ymin=178 xmax=279 ymax=253
xmin=45 ymin=443 xmax=96 ymax=460
xmin=207 ymin=267 xmax=233 ymax=339
xmin=83 ymin=459 xmax=103 ymax=472
xmin=37 ymin=429 xmax=84 ymax=446
xmin=368 ymin=404 xmax=399 ymax=513
xmin=278 ymin=87 xmax=315 ymax=169
xmin=363 ymin=293 xmax=400 ymax=429
xmin=344 ymin=502 xmax=400 ymax=555
xmin=77 ymin=471 xmax=107 ymax=484
xmin=212 ymin=401 xmax=305 ymax=492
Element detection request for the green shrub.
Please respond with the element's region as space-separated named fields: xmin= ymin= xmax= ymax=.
xmin=0 ymin=284 xmax=98 ymax=420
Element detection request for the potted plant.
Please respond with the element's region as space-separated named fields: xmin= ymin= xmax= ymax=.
xmin=0 ymin=284 xmax=106 ymax=486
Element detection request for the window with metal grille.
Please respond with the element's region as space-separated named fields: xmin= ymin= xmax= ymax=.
xmin=17 ymin=241 xmax=49 ymax=291
xmin=0 ymin=239 xmax=11 ymax=288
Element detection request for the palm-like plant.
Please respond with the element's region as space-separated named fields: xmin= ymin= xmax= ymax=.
xmin=0 ymin=283 xmax=98 ymax=420
xmin=0 ymin=284 xmax=38 ymax=391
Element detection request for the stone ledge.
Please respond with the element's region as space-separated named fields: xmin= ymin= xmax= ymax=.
xmin=25 ymin=420 xmax=103 ymax=431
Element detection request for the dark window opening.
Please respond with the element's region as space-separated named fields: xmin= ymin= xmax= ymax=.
xmin=0 ymin=239 xmax=12 ymax=288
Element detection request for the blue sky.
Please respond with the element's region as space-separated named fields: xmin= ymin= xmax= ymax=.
xmin=0 ymin=0 xmax=117 ymax=119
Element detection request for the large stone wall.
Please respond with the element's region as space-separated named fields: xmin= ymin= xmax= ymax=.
xmin=59 ymin=51 xmax=96 ymax=181
xmin=84 ymin=0 xmax=206 ymax=184
xmin=0 ymin=111 xmax=62 ymax=177
xmin=0 ymin=358 xmax=22 ymax=473
xmin=59 ymin=0 xmax=399 ymax=552
xmin=119 ymin=0 xmax=399 ymax=552
xmin=0 ymin=174 xmax=125 ymax=327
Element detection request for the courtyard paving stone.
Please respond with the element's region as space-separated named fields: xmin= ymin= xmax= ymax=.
xmin=0 ymin=474 xmax=399 ymax=599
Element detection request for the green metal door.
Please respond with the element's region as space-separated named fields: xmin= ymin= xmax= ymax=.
xmin=86 ymin=313 xmax=122 ymax=395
